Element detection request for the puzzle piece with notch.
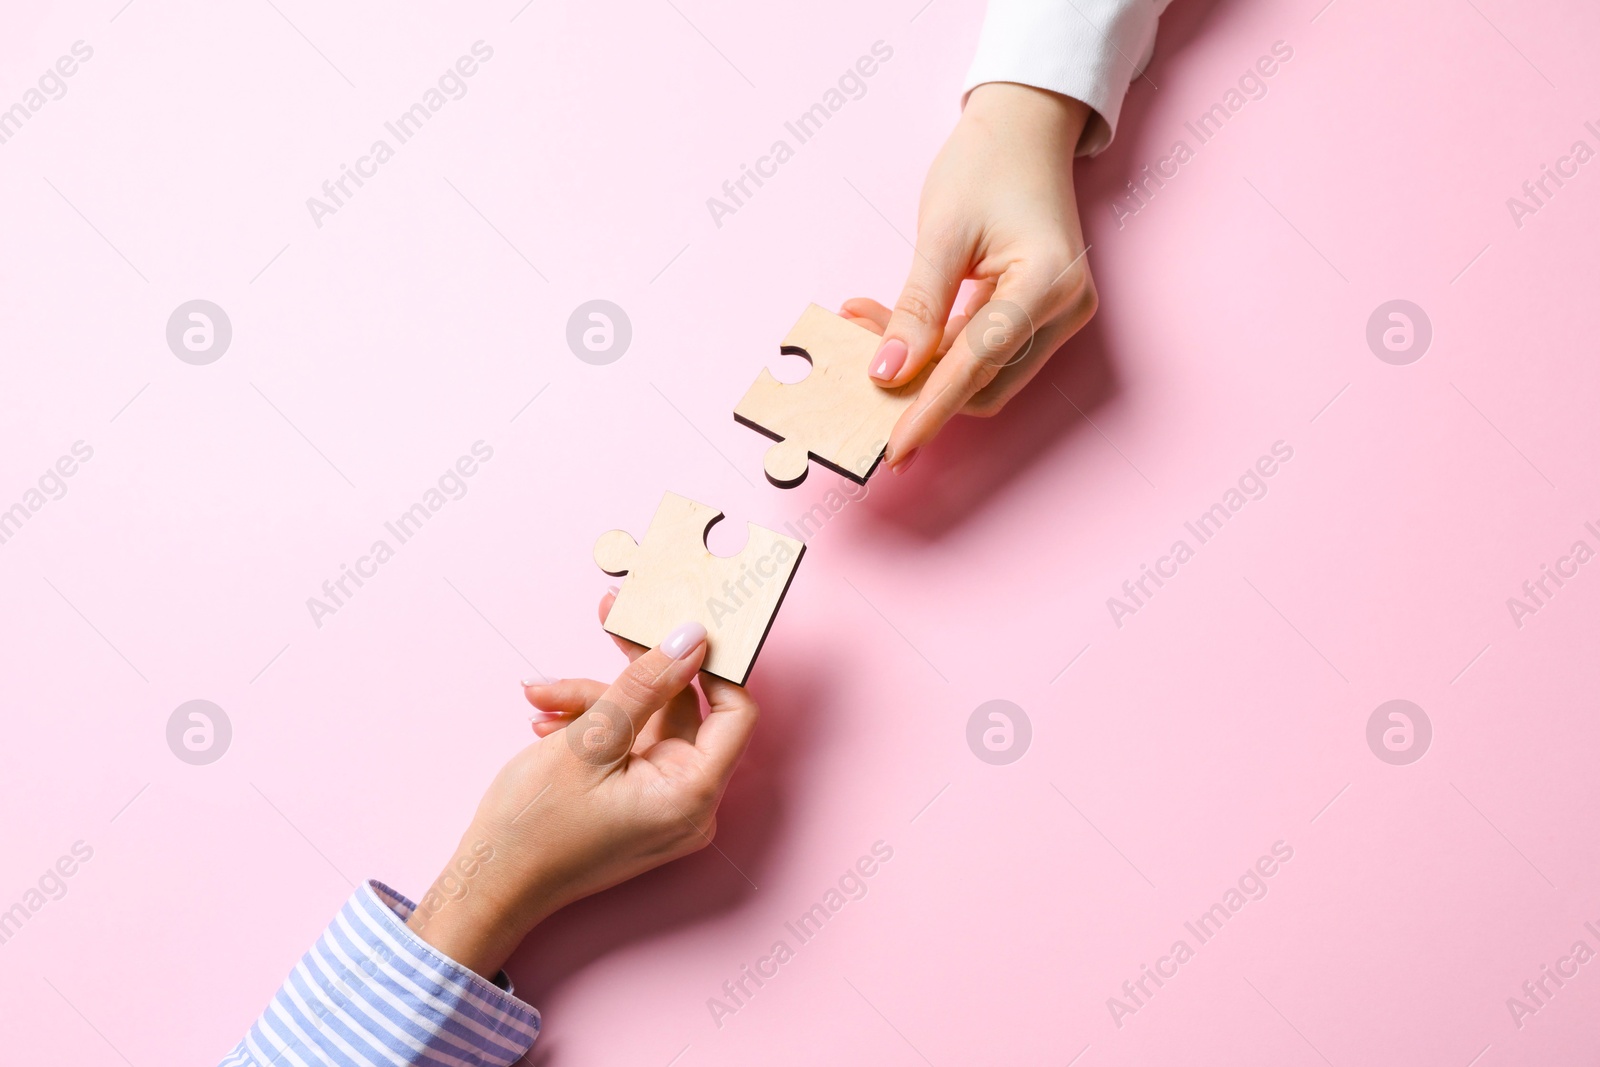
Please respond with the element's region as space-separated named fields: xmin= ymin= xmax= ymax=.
xmin=734 ymin=304 xmax=928 ymax=487
xmin=593 ymin=491 xmax=805 ymax=685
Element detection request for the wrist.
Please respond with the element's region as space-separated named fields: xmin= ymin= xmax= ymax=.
xmin=965 ymin=81 xmax=1091 ymax=146
xmin=405 ymin=834 xmax=536 ymax=979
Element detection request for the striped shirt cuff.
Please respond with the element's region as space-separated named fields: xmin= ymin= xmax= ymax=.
xmin=219 ymin=880 xmax=540 ymax=1067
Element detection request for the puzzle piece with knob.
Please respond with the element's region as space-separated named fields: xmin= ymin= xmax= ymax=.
xmin=594 ymin=491 xmax=805 ymax=685
xmin=733 ymin=304 xmax=928 ymax=487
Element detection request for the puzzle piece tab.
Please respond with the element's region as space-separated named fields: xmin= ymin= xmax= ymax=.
xmin=734 ymin=305 xmax=927 ymax=487
xmin=594 ymin=492 xmax=805 ymax=685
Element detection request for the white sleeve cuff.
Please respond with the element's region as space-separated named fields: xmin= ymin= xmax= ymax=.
xmin=963 ymin=0 xmax=1167 ymax=156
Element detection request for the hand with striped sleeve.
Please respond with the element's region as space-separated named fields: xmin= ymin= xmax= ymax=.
xmin=220 ymin=596 xmax=759 ymax=1066
xmin=415 ymin=595 xmax=758 ymax=978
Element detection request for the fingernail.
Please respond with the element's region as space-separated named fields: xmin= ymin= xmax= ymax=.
xmin=890 ymin=448 xmax=920 ymax=475
xmin=522 ymin=678 xmax=548 ymax=688
xmin=870 ymin=338 xmax=908 ymax=381
xmin=661 ymin=620 xmax=707 ymax=659
xmin=529 ymin=711 xmax=565 ymax=723
xmin=606 ymin=585 xmax=620 ymax=596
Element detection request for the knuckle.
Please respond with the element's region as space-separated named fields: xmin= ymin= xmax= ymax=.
xmin=966 ymin=390 xmax=1009 ymax=418
xmin=1046 ymin=256 xmax=1096 ymax=316
xmin=565 ymin=701 xmax=631 ymax=766
xmin=963 ymin=298 xmax=1033 ymax=368
xmin=687 ymin=814 xmax=718 ymax=849
xmin=1035 ymin=240 xmax=1080 ymax=279
xmin=613 ymin=660 xmax=662 ymax=709
xmin=964 ymin=345 xmax=1009 ymax=386
xmin=1039 ymin=248 xmax=1077 ymax=282
xmin=893 ymin=288 xmax=944 ymax=331
xmin=970 ymin=338 xmax=1012 ymax=374
xmin=1073 ymin=276 xmax=1100 ymax=323
xmin=689 ymin=776 xmax=722 ymax=815
xmin=712 ymin=685 xmax=760 ymax=723
xmin=668 ymin=773 xmax=718 ymax=822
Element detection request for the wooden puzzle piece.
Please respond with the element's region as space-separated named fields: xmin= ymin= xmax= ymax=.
xmin=734 ymin=304 xmax=928 ymax=487
xmin=594 ymin=492 xmax=805 ymax=685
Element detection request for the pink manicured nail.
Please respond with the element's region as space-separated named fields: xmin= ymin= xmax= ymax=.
xmin=522 ymin=678 xmax=549 ymax=688
xmin=606 ymin=585 xmax=620 ymax=596
xmin=661 ymin=620 xmax=707 ymax=659
xmin=529 ymin=711 xmax=565 ymax=724
xmin=890 ymin=448 xmax=920 ymax=475
xmin=870 ymin=339 xmax=908 ymax=381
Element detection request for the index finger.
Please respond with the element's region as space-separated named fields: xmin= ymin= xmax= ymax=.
xmin=598 ymin=587 xmax=648 ymax=660
xmin=885 ymin=271 xmax=1067 ymax=467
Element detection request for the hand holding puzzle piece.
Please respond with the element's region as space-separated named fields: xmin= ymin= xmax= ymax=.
xmin=594 ymin=492 xmax=805 ymax=685
xmin=593 ymin=306 xmax=922 ymax=683
xmin=734 ymin=304 xmax=929 ymax=487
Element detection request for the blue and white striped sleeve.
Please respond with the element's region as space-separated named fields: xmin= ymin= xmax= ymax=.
xmin=218 ymin=880 xmax=540 ymax=1067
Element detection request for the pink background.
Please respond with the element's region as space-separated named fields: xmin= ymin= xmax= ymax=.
xmin=3 ymin=0 xmax=1599 ymax=1063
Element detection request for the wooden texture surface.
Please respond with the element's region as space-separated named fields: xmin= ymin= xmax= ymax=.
xmin=734 ymin=304 xmax=927 ymax=486
xmin=593 ymin=492 xmax=805 ymax=685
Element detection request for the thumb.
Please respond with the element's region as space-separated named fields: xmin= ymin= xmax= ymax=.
xmin=566 ymin=621 xmax=706 ymax=772
xmin=869 ymin=228 xmax=970 ymax=389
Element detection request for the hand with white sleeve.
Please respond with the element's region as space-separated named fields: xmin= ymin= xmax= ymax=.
xmin=847 ymin=0 xmax=1172 ymax=474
